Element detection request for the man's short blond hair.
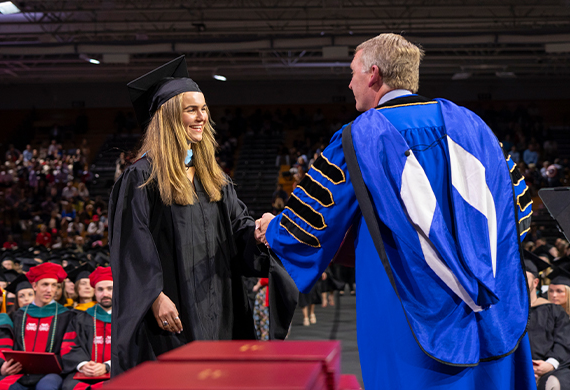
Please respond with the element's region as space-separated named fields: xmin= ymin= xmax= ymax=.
xmin=356 ymin=33 xmax=424 ymax=93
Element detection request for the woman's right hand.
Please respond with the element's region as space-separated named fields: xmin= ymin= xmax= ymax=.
xmin=152 ymin=292 xmax=183 ymax=333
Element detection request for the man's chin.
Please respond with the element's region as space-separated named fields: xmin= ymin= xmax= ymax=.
xmin=99 ymin=300 xmax=112 ymax=309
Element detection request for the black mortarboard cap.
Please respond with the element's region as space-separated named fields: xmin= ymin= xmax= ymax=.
xmin=67 ymin=263 xmax=96 ymax=284
xmin=549 ymin=264 xmax=570 ymax=287
xmin=524 ymin=250 xmax=551 ymax=278
xmin=0 ymin=269 xmax=20 ymax=283
xmin=127 ymin=56 xmax=201 ymax=131
xmin=93 ymin=252 xmax=110 ymax=267
xmin=21 ymin=259 xmax=40 ymax=273
xmin=46 ymin=254 xmax=63 ymax=265
xmin=5 ymin=274 xmax=32 ymax=295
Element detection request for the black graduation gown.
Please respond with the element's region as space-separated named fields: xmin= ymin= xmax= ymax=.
xmin=0 ymin=313 xmax=14 ymax=367
xmin=61 ymin=309 xmax=111 ymax=390
xmin=528 ymin=301 xmax=570 ymax=389
xmin=6 ymin=304 xmax=75 ymax=387
xmin=108 ymin=158 xmax=297 ymax=377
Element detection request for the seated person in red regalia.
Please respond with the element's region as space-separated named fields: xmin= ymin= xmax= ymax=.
xmin=61 ymin=267 xmax=112 ymax=390
xmin=0 ymin=262 xmax=74 ymax=390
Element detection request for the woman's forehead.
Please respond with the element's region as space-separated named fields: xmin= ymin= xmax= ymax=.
xmin=182 ymin=91 xmax=205 ymax=105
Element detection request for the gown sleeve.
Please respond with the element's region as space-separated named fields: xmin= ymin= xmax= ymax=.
xmin=0 ymin=314 xmax=13 ymax=366
xmin=61 ymin=312 xmax=91 ymax=375
xmin=108 ymin=161 xmax=163 ymax=377
xmin=266 ymin=128 xmax=360 ymax=293
xmin=223 ymin=181 xmax=298 ymax=340
xmin=548 ymin=305 xmax=570 ymax=365
xmin=506 ymin=155 xmax=532 ymax=240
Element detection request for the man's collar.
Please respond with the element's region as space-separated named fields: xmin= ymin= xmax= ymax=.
xmin=378 ymin=89 xmax=413 ymax=106
xmin=31 ymin=299 xmax=55 ymax=307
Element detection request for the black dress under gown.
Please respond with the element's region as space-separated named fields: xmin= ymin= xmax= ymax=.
xmin=528 ymin=301 xmax=570 ymax=389
xmin=108 ymin=157 xmax=297 ymax=376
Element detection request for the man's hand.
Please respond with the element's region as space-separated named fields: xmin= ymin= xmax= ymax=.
xmin=532 ymin=360 xmax=555 ymax=377
xmin=80 ymin=361 xmax=107 ymax=377
xmin=152 ymin=292 xmax=183 ymax=333
xmin=255 ymin=213 xmax=275 ymax=246
xmin=0 ymin=359 xmax=22 ymax=376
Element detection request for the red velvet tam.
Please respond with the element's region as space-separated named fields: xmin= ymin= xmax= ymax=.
xmin=26 ymin=262 xmax=67 ymax=283
xmin=89 ymin=266 xmax=113 ymax=288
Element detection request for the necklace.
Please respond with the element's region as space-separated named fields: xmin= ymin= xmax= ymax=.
xmin=21 ymin=303 xmax=58 ymax=352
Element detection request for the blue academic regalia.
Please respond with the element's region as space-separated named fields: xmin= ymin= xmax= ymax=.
xmin=266 ymin=95 xmax=536 ymax=389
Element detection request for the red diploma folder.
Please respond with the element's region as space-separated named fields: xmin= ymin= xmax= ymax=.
xmin=159 ymin=341 xmax=341 ymax=390
xmin=104 ymin=361 xmax=327 ymax=390
xmin=338 ymin=375 xmax=362 ymax=390
xmin=73 ymin=372 xmax=110 ymax=381
xmin=2 ymin=351 xmax=62 ymax=375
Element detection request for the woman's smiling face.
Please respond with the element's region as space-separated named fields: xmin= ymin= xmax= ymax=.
xmin=181 ymin=92 xmax=207 ymax=144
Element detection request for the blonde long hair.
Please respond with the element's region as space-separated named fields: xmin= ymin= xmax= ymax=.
xmin=137 ymin=93 xmax=227 ymax=205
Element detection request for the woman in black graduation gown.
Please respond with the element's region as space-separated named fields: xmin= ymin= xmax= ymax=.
xmin=109 ymin=57 xmax=296 ymax=376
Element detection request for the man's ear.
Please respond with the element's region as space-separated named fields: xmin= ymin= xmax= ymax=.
xmin=368 ymin=65 xmax=381 ymax=88
xmin=32 ymin=282 xmax=37 ymax=292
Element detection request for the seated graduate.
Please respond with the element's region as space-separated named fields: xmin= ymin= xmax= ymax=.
xmin=108 ymin=56 xmax=296 ymax=376
xmin=5 ymin=274 xmax=34 ymax=313
xmin=548 ymin=260 xmax=570 ymax=317
xmin=67 ymin=264 xmax=96 ymax=312
xmin=62 ymin=267 xmax=112 ymax=390
xmin=0 ymin=263 xmax=75 ymax=390
xmin=0 ymin=313 xmax=19 ymax=379
xmin=526 ymin=252 xmax=570 ymax=390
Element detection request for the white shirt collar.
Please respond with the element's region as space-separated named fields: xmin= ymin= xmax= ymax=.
xmin=378 ymin=89 xmax=413 ymax=106
xmin=31 ymin=299 xmax=55 ymax=307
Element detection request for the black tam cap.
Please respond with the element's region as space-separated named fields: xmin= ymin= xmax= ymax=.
xmin=524 ymin=250 xmax=550 ymax=278
xmin=127 ymin=56 xmax=201 ymax=131
xmin=5 ymin=274 xmax=32 ymax=295
xmin=67 ymin=263 xmax=96 ymax=284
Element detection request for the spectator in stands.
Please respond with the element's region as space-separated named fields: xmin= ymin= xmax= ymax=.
xmin=524 ymin=143 xmax=539 ymax=165
xmin=77 ymin=182 xmax=89 ymax=199
xmin=3 ymin=235 xmax=17 ymax=250
xmin=61 ymin=202 xmax=76 ymax=220
xmin=87 ymin=215 xmax=104 ymax=242
xmin=47 ymin=139 xmax=58 ymax=157
xmin=22 ymin=145 xmax=33 ymax=162
xmin=35 ymin=224 xmax=52 ymax=248
xmin=5 ymin=144 xmax=20 ymax=163
xmin=509 ymin=145 xmax=520 ymax=163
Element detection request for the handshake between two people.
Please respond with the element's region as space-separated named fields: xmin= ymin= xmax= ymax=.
xmin=254 ymin=213 xmax=275 ymax=247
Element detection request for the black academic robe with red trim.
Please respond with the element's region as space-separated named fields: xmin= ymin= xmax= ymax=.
xmin=62 ymin=306 xmax=111 ymax=390
xmin=0 ymin=303 xmax=75 ymax=387
xmin=0 ymin=314 xmax=14 ymax=366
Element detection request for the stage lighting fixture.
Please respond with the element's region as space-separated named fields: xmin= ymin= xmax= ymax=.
xmin=79 ymin=53 xmax=101 ymax=65
xmin=0 ymin=1 xmax=20 ymax=14
xmin=213 ymin=74 xmax=227 ymax=81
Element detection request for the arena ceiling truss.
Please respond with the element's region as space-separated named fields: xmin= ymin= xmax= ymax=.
xmin=1 ymin=0 xmax=570 ymax=83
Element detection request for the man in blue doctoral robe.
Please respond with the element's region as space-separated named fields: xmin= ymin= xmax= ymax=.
xmin=257 ymin=33 xmax=536 ymax=389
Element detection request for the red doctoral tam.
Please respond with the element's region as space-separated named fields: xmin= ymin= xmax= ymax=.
xmin=26 ymin=262 xmax=67 ymax=283
xmin=89 ymin=266 xmax=113 ymax=288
